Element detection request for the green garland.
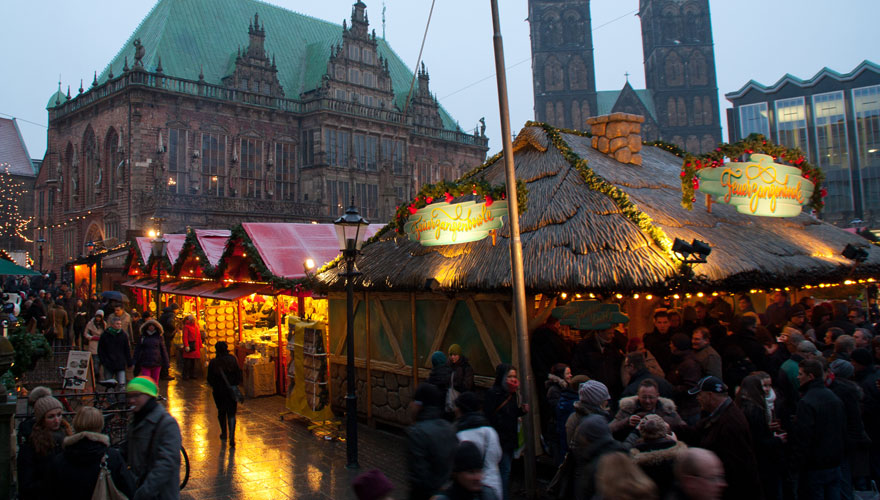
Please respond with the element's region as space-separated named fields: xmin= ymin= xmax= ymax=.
xmin=212 ymin=225 xmax=301 ymax=290
xmin=679 ymin=134 xmax=826 ymax=211
xmin=535 ymin=121 xmax=673 ymax=254
xmin=171 ymin=229 xmax=219 ymax=277
xmin=643 ymin=140 xmax=688 ymax=158
xmin=4 ymin=323 xmax=51 ymax=380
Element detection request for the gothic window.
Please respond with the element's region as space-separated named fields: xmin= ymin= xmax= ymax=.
xmin=240 ymin=138 xmax=263 ymax=199
xmin=349 ymin=68 xmax=360 ymax=85
xmin=300 ymin=130 xmax=317 ymax=167
xmin=366 ymin=136 xmax=378 ymax=171
xmin=572 ymin=101 xmax=581 ymax=132
xmin=701 ymin=135 xmax=716 ymax=154
xmin=202 ymin=133 xmax=227 ymax=196
xmin=667 ymin=98 xmax=678 ymax=126
xmin=665 ymin=52 xmax=684 ymax=87
xmin=348 ymin=44 xmax=360 ymax=61
xmin=677 ymin=98 xmax=688 ymax=126
xmin=363 ymin=48 xmax=374 ymax=65
xmin=327 ymin=180 xmax=350 ymax=212
xmin=167 ymin=128 xmax=187 ymax=194
xmin=275 ymin=142 xmax=295 ymax=201
xmin=355 ymin=183 xmax=378 ymax=218
xmin=393 ymin=140 xmax=405 ymax=175
xmin=555 ymin=102 xmax=565 ymax=128
xmin=325 ymin=129 xmax=350 ymax=168
xmin=562 ymin=10 xmax=583 ymax=45
xmin=354 ymin=134 xmax=367 ymax=170
xmin=682 ymin=5 xmax=704 ymax=42
xmin=363 ymin=72 xmax=375 ymax=88
xmin=581 ymin=100 xmax=591 ymax=123
xmin=702 ymin=96 xmax=713 ymax=125
xmin=686 ymin=135 xmax=700 ymax=153
xmin=688 ymin=51 xmax=708 ymax=86
xmin=544 ymin=56 xmax=564 ymax=92
xmin=65 ymin=142 xmax=75 ymax=209
xmin=105 ymin=128 xmax=120 ymax=200
xmin=545 ymin=102 xmax=555 ymax=125
xmin=569 ymin=56 xmax=588 ymax=91
xmin=693 ymin=97 xmax=703 ymax=126
xmin=541 ymin=12 xmax=562 ymax=48
xmin=661 ymin=8 xmax=680 ymax=44
xmin=83 ymin=127 xmax=98 ymax=205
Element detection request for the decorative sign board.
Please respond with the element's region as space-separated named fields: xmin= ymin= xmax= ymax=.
xmin=63 ymin=350 xmax=92 ymax=391
xmin=404 ymin=199 xmax=508 ymax=246
xmin=551 ymin=300 xmax=629 ymax=330
xmin=696 ymin=153 xmax=813 ymax=217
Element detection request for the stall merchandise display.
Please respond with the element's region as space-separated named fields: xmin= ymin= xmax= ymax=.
xmin=244 ymin=353 xmax=276 ymax=397
xmin=201 ymin=304 xmax=239 ymax=359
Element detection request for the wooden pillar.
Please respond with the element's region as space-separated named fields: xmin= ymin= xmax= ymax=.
xmin=411 ymin=293 xmax=418 ymax=385
xmin=237 ymin=299 xmax=244 ymax=343
xmin=276 ymin=297 xmax=284 ymax=394
xmin=365 ymin=292 xmax=373 ymax=424
xmin=297 ymin=296 xmax=305 ymax=318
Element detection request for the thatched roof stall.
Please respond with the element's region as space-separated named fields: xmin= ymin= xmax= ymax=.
xmin=320 ymin=121 xmax=880 ymax=294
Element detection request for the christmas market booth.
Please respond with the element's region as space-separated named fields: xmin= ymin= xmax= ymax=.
xmin=121 ymin=233 xmax=187 ymax=313
xmin=316 ymin=114 xmax=880 ymax=427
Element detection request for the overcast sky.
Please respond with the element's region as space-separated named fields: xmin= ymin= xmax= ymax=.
xmin=1 ymin=0 xmax=878 ymax=161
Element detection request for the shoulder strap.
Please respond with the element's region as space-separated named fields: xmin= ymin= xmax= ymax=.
xmin=495 ymin=394 xmax=512 ymax=413
xmin=136 ymin=413 xmax=169 ymax=486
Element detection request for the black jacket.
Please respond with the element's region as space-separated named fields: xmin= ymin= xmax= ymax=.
xmin=133 ymin=320 xmax=169 ymax=368
xmin=97 ymin=327 xmax=132 ymax=372
xmin=570 ymin=332 xmax=626 ymax=399
xmin=643 ymin=328 xmax=673 ymax=374
xmin=428 ymin=363 xmax=454 ymax=394
xmin=158 ymin=310 xmax=177 ymax=340
xmin=407 ymin=406 xmax=459 ymax=500
xmin=450 ymin=356 xmax=475 ymax=393
xmin=790 ymin=378 xmax=846 ymax=471
xmin=828 ymin=378 xmax=871 ymax=451
xmin=484 ymin=363 xmax=525 ymax=454
xmin=47 ymin=432 xmax=136 ymax=500
xmin=207 ymin=352 xmax=244 ymax=407
xmin=572 ymin=436 xmax=626 ymax=500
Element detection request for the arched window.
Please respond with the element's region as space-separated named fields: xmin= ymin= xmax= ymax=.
xmin=661 ymin=7 xmax=680 ymax=43
xmin=569 ymin=56 xmax=588 ymax=91
xmin=693 ymin=97 xmax=703 ymax=126
xmin=665 ymin=52 xmax=684 ymax=87
xmin=105 ymin=128 xmax=120 ymax=201
xmin=703 ymin=96 xmax=713 ymax=125
xmin=65 ymin=142 xmax=75 ymax=209
xmin=688 ymin=51 xmax=708 ymax=86
xmin=571 ymin=101 xmax=582 ymax=132
xmin=555 ymin=101 xmax=565 ymax=128
xmin=686 ymin=135 xmax=700 ymax=153
xmin=82 ymin=127 xmax=98 ymax=206
xmin=545 ymin=102 xmax=555 ymax=125
xmin=541 ymin=12 xmax=562 ymax=47
xmin=562 ymin=10 xmax=583 ymax=45
xmin=677 ymin=98 xmax=688 ymax=127
xmin=667 ymin=98 xmax=678 ymax=126
xmin=544 ymin=56 xmax=564 ymax=91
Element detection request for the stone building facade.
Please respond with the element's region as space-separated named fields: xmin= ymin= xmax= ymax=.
xmin=528 ymin=0 xmax=722 ymax=153
xmin=35 ymin=0 xmax=488 ymax=272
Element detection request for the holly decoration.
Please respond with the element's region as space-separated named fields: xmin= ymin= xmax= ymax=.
xmin=678 ymin=134 xmax=825 ymax=212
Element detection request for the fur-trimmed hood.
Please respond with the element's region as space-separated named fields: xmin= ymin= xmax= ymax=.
xmin=618 ymin=395 xmax=677 ymax=414
xmin=139 ymin=318 xmax=163 ymax=336
xmin=630 ymin=440 xmax=688 ymax=466
xmin=63 ymin=431 xmax=110 ymax=448
xmin=545 ymin=373 xmax=568 ymax=390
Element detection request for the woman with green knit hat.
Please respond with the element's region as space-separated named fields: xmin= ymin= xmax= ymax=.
xmin=125 ymin=376 xmax=182 ymax=499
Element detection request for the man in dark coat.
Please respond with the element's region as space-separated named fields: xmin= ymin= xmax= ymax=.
xmin=158 ymin=304 xmax=178 ymax=380
xmin=407 ymin=383 xmax=458 ymax=500
xmin=764 ymin=290 xmax=792 ymax=332
xmin=851 ymin=348 xmax=880 ymax=485
xmin=125 ymin=377 xmax=181 ymax=500
xmin=207 ymin=341 xmax=243 ymax=446
xmin=827 ymin=359 xmax=871 ymax=496
xmin=644 ymin=310 xmax=675 ymax=374
xmin=571 ymin=327 xmax=626 ymax=400
xmin=97 ymin=316 xmax=133 ymax=394
xmin=688 ymin=376 xmax=763 ymax=500
xmin=621 ymin=351 xmax=675 ymax=398
xmin=790 ymin=359 xmax=847 ymax=498
xmin=668 ymin=334 xmax=702 ymax=424
xmin=727 ymin=314 xmax=767 ymax=373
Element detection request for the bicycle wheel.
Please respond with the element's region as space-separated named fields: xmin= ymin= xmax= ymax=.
xmin=179 ymin=445 xmax=190 ymax=490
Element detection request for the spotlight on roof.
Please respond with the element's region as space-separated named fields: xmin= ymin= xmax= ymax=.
xmin=843 ymin=243 xmax=869 ymax=263
xmin=672 ymin=238 xmax=711 ymax=264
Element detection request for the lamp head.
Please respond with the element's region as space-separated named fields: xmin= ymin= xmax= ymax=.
xmin=304 ymin=258 xmax=316 ymax=271
xmin=691 ymin=239 xmax=712 ymax=259
xmin=334 ymin=203 xmax=370 ymax=252
xmin=843 ymin=243 xmax=869 ymax=263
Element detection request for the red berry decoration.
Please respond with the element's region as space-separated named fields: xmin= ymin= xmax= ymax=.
xmin=425 ymin=196 xmax=433 ymax=204
xmin=485 ymin=195 xmax=494 ymax=207
xmin=820 ymin=188 xmax=828 ymax=198
xmin=680 ymin=171 xmax=686 ymax=178
xmin=692 ymin=178 xmax=700 ymax=190
xmin=408 ymin=205 xmax=417 ymax=215
xmin=445 ymin=192 xmax=454 ymax=203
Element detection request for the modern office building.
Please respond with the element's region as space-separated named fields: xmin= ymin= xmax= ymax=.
xmin=726 ymin=60 xmax=880 ymax=226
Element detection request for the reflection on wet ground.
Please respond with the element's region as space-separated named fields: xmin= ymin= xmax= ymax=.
xmin=162 ymin=377 xmax=407 ymax=500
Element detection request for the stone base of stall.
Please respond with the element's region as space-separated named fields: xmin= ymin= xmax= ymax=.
xmin=329 ymin=362 xmax=415 ymax=426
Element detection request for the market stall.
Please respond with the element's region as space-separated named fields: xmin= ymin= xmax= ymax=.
xmin=316 ymin=116 xmax=880 ymax=426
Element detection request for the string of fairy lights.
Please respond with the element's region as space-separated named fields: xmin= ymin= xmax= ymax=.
xmin=0 ymin=162 xmax=33 ymax=243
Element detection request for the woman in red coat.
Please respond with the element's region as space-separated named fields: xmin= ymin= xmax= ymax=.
xmin=181 ymin=315 xmax=203 ymax=379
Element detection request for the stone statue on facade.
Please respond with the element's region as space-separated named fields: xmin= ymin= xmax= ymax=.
xmin=480 ymin=117 xmax=486 ymax=138
xmin=133 ymin=39 xmax=145 ymax=68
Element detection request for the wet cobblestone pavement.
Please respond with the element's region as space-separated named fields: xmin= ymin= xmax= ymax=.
xmin=161 ymin=376 xmax=409 ymax=500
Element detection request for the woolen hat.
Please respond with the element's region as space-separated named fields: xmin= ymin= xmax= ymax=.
xmin=33 ymin=394 xmax=63 ymax=423
xmin=578 ymin=380 xmax=610 ymax=406
xmin=830 ymin=359 xmax=855 ymax=379
xmin=851 ymin=348 xmax=874 ymax=367
xmin=126 ymin=376 xmax=159 ymax=397
xmin=430 ymin=351 xmax=447 ymax=367
xmin=448 ymin=344 xmax=462 ymax=356
xmin=688 ymin=375 xmax=728 ymax=395
xmin=576 ymin=414 xmax=610 ymax=442
xmin=27 ymin=386 xmax=52 ymax=405
xmin=95 ymin=309 xmax=104 ymax=316
xmin=788 ymin=304 xmax=806 ymax=319
xmin=638 ymin=414 xmax=670 ymax=441
xmin=352 ymin=469 xmax=393 ymax=500
xmin=453 ymin=441 xmax=484 ymax=472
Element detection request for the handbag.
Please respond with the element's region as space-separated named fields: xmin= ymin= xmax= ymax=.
xmin=445 ymin=372 xmax=460 ymax=413
xmin=546 ymin=452 xmax=574 ymax=499
xmin=220 ymin=368 xmax=245 ymax=403
xmin=92 ymin=453 xmax=128 ymax=500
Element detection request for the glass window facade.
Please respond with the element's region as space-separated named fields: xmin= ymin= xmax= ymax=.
xmin=739 ymin=102 xmax=769 ymax=138
xmin=240 ymin=138 xmax=263 ymax=199
xmin=275 ymin=143 xmax=296 ymax=201
xmin=854 ymin=85 xmax=880 ymax=209
xmin=167 ymin=129 xmax=187 ymax=194
xmin=775 ymin=97 xmax=808 ymax=152
xmin=202 ymin=133 xmax=226 ymax=197
xmin=813 ymin=91 xmax=851 ymax=213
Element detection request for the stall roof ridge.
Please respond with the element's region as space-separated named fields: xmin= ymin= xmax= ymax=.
xmin=317 ymin=122 xmax=880 ymax=294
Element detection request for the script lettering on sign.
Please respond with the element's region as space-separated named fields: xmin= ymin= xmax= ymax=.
xmin=404 ymin=199 xmax=508 ymax=246
xmin=551 ymin=300 xmax=629 ymax=331
xmin=696 ymin=153 xmax=813 ymax=217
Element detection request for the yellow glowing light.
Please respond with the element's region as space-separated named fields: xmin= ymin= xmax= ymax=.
xmin=589 ymin=293 xmax=595 ymax=298
xmin=305 ymin=258 xmax=316 ymax=270
xmin=697 ymin=292 xmax=704 ymax=298
xmin=615 ymin=293 xmax=623 ymax=299
xmin=633 ymin=293 xmax=640 ymax=299
xmin=211 ymin=176 xmax=218 ymax=182
xmin=195 ymin=256 xmax=200 ymax=261
xmin=685 ymin=293 xmax=692 ymax=298
xmin=844 ymin=280 xmax=854 ymax=285
xmin=147 ymin=229 xmax=157 ymax=238
xmin=712 ymin=292 xmax=719 ymax=296
xmin=673 ymin=294 xmax=680 ymax=299
xmin=242 ymin=252 xmax=247 ymax=257
xmin=560 ymin=293 xmax=567 ymax=299
xmin=869 ymin=278 xmax=876 ymax=283
xmin=750 ymin=289 xmax=757 ymax=294
xmin=646 ymin=294 xmax=653 ymax=300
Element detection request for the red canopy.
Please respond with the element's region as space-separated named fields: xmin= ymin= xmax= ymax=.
xmin=135 ymin=234 xmax=186 ymax=265
xmin=195 ymin=229 xmax=231 ymax=267
xmin=242 ymin=223 xmax=384 ymax=279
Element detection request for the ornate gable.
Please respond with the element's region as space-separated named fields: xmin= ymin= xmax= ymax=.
xmin=222 ymin=13 xmax=284 ymax=98
xmin=408 ymin=63 xmax=443 ymax=129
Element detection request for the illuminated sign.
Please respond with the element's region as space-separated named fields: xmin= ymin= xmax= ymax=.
xmin=551 ymin=300 xmax=629 ymax=330
xmin=404 ymin=199 xmax=508 ymax=246
xmin=696 ymin=153 xmax=813 ymax=217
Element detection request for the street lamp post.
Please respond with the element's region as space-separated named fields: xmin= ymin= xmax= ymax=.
xmin=151 ymin=234 xmax=169 ymax=317
xmin=333 ymin=203 xmax=369 ymax=469
xmin=36 ymin=238 xmax=46 ymax=274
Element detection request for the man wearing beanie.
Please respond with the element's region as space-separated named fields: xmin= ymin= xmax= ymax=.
xmin=126 ymin=376 xmax=182 ymax=500
xmin=352 ymin=469 xmax=394 ymax=500
xmin=427 ymin=351 xmax=454 ymax=406
xmin=432 ymin=441 xmax=500 ymax=500
xmin=564 ymin=380 xmax=610 ymax=448
xmin=407 ymin=383 xmax=458 ymax=500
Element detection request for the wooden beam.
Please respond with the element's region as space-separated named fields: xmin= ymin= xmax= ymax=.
xmin=466 ymin=298 xmax=503 ymax=368
xmin=374 ymin=298 xmax=406 ymax=366
xmin=365 ymin=292 xmax=373 ymax=423
xmin=424 ymin=299 xmax=457 ymax=368
xmin=411 ymin=293 xmax=419 ymax=385
xmin=334 ymin=295 xmax=361 ymax=356
xmin=495 ymin=301 xmax=517 ymax=364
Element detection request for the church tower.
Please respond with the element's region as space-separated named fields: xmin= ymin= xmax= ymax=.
xmin=528 ymin=0 xmax=597 ymax=130
xmin=640 ymin=0 xmax=722 ymax=153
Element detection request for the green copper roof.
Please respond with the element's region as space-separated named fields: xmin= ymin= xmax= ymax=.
xmin=597 ymin=88 xmax=657 ymax=120
xmin=85 ymin=0 xmax=459 ymax=131
xmin=46 ymin=90 xmax=68 ymax=109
